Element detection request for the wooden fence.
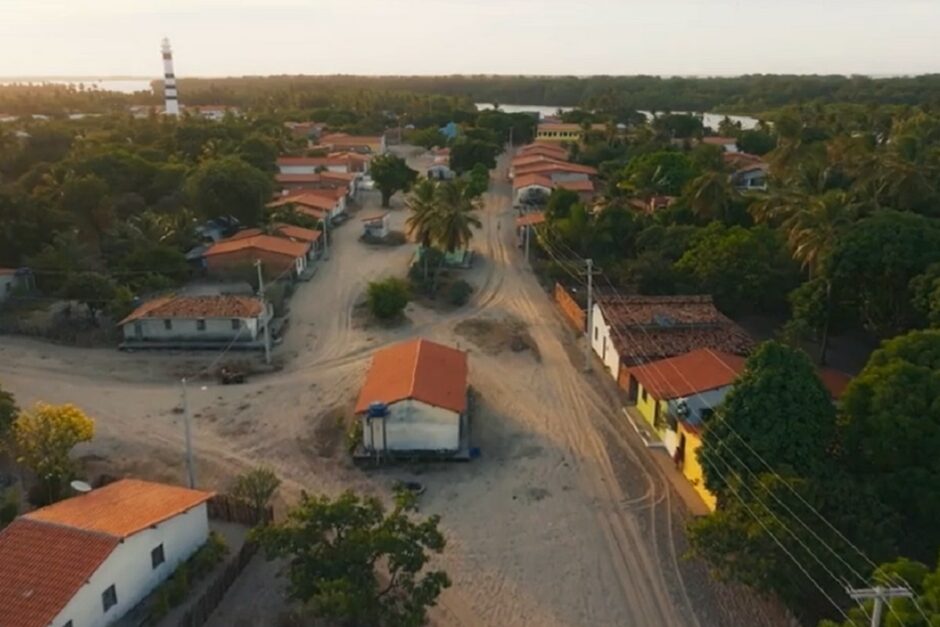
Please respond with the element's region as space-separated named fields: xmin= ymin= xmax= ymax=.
xmin=207 ymin=494 xmax=274 ymax=526
xmin=175 ymin=540 xmax=258 ymax=627
xmin=553 ymin=283 xmax=586 ymax=332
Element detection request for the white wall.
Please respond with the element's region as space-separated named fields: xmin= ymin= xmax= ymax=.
xmin=547 ymin=171 xmax=589 ymax=183
xmin=279 ymin=164 xmax=317 ymax=175
xmin=52 ymin=503 xmax=210 ymax=627
xmin=591 ymin=303 xmax=621 ymax=382
xmin=363 ymin=400 xmax=461 ymax=452
xmin=122 ymin=315 xmax=263 ymax=342
xmin=0 ymin=275 xmax=14 ymax=303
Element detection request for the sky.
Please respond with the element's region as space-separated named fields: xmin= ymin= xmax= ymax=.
xmin=1 ymin=0 xmax=939 ymax=78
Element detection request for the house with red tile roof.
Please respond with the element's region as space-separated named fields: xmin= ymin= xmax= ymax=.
xmin=355 ymin=338 xmax=469 ymax=455
xmin=0 ymin=479 xmax=213 ymax=627
xmin=276 ymin=153 xmax=365 ymax=176
xmin=513 ymin=173 xmax=554 ymax=203
xmin=204 ymin=233 xmax=312 ymax=279
xmin=268 ymin=190 xmax=346 ymax=220
xmin=318 ymin=132 xmax=386 ymax=155
xmin=118 ymin=294 xmax=272 ymax=349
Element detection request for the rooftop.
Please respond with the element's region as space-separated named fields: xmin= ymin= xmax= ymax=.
xmin=0 ymin=519 xmax=118 ymax=627
xmin=26 ymin=478 xmax=214 ymax=538
xmin=268 ymin=192 xmax=338 ymax=212
xmin=355 ymin=338 xmax=468 ymax=414
xmin=556 ymin=179 xmax=595 ymax=193
xmin=204 ymin=233 xmax=311 ymax=259
xmin=703 ymin=136 xmax=738 ymax=145
xmin=119 ymin=294 xmax=265 ymax=325
xmin=514 ymin=161 xmax=597 ymax=177
xmin=627 ymin=348 xmax=746 ymax=400
xmin=518 ymin=142 xmax=568 ymax=156
xmin=513 ymin=173 xmax=554 ymax=190
xmin=516 ymin=212 xmax=546 ymax=227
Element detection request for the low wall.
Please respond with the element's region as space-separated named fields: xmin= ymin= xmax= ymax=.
xmin=554 ymin=283 xmax=586 ymax=332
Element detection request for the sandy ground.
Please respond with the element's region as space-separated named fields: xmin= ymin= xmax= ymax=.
xmin=0 ymin=147 xmax=790 ymax=627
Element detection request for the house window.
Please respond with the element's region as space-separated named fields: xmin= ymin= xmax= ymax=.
xmin=641 ymin=387 xmax=648 ymax=402
xmin=594 ymin=326 xmax=598 ymax=341
xmin=163 ymin=319 xmax=172 ymax=331
xmin=102 ymin=585 xmax=118 ymax=612
xmin=151 ymin=544 xmax=165 ymax=568
xmin=196 ymin=319 xmax=206 ymax=331
xmin=231 ymin=319 xmax=240 ymax=330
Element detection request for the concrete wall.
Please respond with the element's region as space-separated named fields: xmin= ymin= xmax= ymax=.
xmin=668 ymin=386 xmax=730 ymax=425
xmin=363 ymin=399 xmax=461 ymax=452
xmin=52 ymin=503 xmax=210 ymax=627
xmin=591 ymin=304 xmax=621 ymax=382
xmin=122 ymin=314 xmax=265 ymax=342
xmin=679 ymin=424 xmax=717 ymax=511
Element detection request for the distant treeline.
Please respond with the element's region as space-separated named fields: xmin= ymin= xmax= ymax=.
xmin=165 ymin=74 xmax=940 ymax=112
xmin=4 ymin=74 xmax=940 ymax=116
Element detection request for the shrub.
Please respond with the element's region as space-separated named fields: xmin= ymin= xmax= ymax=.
xmin=367 ymin=278 xmax=410 ymax=320
xmin=447 ymin=280 xmax=473 ymax=306
xmin=346 ymin=419 xmax=363 ymax=454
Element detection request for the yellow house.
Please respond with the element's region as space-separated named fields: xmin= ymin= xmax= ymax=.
xmin=535 ymin=123 xmax=606 ymax=142
xmin=625 ymin=349 xmax=747 ymax=512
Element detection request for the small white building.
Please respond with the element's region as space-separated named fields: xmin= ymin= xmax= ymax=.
xmin=0 ymin=478 xmax=214 ymax=627
xmin=361 ymin=211 xmax=391 ymax=239
xmin=119 ymin=294 xmax=272 ymax=349
xmin=355 ymin=338 xmax=469 ymax=454
xmin=513 ymin=173 xmax=553 ymax=203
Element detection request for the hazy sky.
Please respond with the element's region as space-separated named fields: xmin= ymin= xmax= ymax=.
xmin=2 ymin=0 xmax=938 ymax=77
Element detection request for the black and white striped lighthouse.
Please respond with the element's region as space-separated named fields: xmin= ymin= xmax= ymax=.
xmin=161 ymin=38 xmax=179 ymax=116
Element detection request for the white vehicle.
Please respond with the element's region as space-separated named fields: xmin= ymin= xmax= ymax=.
xmin=360 ymin=176 xmax=376 ymax=191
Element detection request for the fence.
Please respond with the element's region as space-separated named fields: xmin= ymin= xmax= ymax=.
xmin=175 ymin=540 xmax=258 ymax=627
xmin=207 ymin=494 xmax=274 ymax=527
xmin=553 ymin=283 xmax=586 ymax=332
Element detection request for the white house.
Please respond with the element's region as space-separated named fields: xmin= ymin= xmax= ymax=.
xmin=0 ymin=479 xmax=213 ymax=627
xmin=513 ymin=173 xmax=554 ymax=203
xmin=355 ymin=338 xmax=469 ymax=454
xmin=119 ymin=294 xmax=272 ymax=349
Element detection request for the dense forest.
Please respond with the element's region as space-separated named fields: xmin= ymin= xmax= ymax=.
xmin=3 ymin=73 xmax=940 ymax=116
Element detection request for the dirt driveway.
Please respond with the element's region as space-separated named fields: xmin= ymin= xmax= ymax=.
xmin=0 ymin=148 xmax=788 ymax=627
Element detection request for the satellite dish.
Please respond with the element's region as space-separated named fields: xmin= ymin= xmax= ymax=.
xmin=70 ymin=480 xmax=92 ymax=493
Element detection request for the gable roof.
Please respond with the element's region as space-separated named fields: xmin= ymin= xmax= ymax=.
xmin=518 ymin=143 xmax=568 ymax=157
xmin=596 ymin=294 xmax=755 ymax=364
xmin=203 ymin=233 xmax=311 ymax=260
xmin=276 ymin=155 xmax=349 ymax=168
xmin=0 ymin=518 xmax=119 ymax=627
xmin=627 ymin=348 xmax=746 ymax=400
xmin=268 ymin=192 xmax=337 ymax=212
xmin=513 ymin=173 xmax=554 ymax=190
xmin=514 ymin=161 xmax=597 ymax=177
xmin=703 ymin=136 xmax=737 ymax=146
xmin=119 ymin=295 xmax=265 ymax=325
xmin=273 ymin=224 xmax=321 ymax=243
xmin=355 ymin=338 xmax=468 ymax=414
xmin=26 ymin=479 xmax=214 ymax=539
xmin=516 ymin=211 xmax=546 ymax=227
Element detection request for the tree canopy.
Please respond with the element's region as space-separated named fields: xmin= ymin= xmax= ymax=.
xmin=370 ymin=154 xmax=418 ymax=208
xmin=186 ymin=156 xmax=273 ymax=226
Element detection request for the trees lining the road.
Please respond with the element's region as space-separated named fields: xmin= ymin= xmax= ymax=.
xmin=370 ymin=154 xmax=418 ymax=208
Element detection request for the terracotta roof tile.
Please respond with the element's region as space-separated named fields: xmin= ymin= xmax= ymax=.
xmin=514 ymin=162 xmax=597 ymax=177
xmin=596 ymin=294 xmax=755 ymax=364
xmin=274 ymin=224 xmax=321 ymax=243
xmin=818 ymin=368 xmax=852 ymax=400
xmin=516 ymin=212 xmax=546 ymax=227
xmin=0 ymin=519 xmax=118 ymax=627
xmin=518 ymin=143 xmax=567 ymax=157
xmin=119 ymin=295 xmax=264 ymax=325
xmin=355 ymin=339 xmax=468 ymax=414
xmin=268 ymin=192 xmax=337 ymax=212
xmin=513 ymin=173 xmax=554 ymax=190
xmin=276 ymin=156 xmax=348 ymax=167
xmin=556 ymin=179 xmax=595 ymax=193
xmin=26 ymin=479 xmax=214 ymax=539
xmin=703 ymin=136 xmax=737 ymax=145
xmin=627 ymin=348 xmax=746 ymax=399
xmin=205 ymin=234 xmax=311 ymax=259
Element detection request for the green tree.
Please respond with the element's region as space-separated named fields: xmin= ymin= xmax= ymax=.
xmin=699 ymin=341 xmax=837 ymax=499
xmin=465 ymin=163 xmax=490 ymax=198
xmin=367 ymin=277 xmax=411 ymax=320
xmin=433 ymin=180 xmax=482 ymax=255
xmin=371 ymin=154 xmax=418 ymax=208
xmin=545 ymin=188 xmax=581 ymax=221
xmin=618 ymin=151 xmax=699 ymax=197
xmin=826 ymin=210 xmax=940 ymax=337
xmin=839 ymin=330 xmax=940 ymax=558
xmin=0 ymin=385 xmax=17 ymax=441
xmin=405 ymin=178 xmax=440 ymax=280
xmin=61 ymin=271 xmax=118 ymax=322
xmin=237 ymin=134 xmax=279 ymax=172
xmin=231 ymin=466 xmax=280 ymax=524
xmin=449 ymin=138 xmax=500 ymax=174
xmin=909 ymin=262 xmax=940 ymax=328
xmin=186 ymin=156 xmax=273 ymax=226
xmin=254 ymin=489 xmax=450 ymax=627
xmin=60 ymin=174 xmax=113 ymax=244
xmin=407 ymin=127 xmax=447 ymax=150
xmin=737 ymin=129 xmax=777 ymax=156
xmin=675 ymin=224 xmax=796 ymax=315
xmin=684 ymin=171 xmax=739 ymax=223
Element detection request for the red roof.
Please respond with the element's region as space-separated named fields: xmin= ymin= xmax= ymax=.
xmin=319 ymin=171 xmax=357 ymax=182
xmin=274 ymin=223 xmax=321 ymax=243
xmin=355 ymin=338 xmax=468 ymax=414
xmin=0 ymin=519 xmax=119 ymax=627
xmin=556 ymin=179 xmax=595 ymax=193
xmin=518 ymin=143 xmax=567 ymax=157
xmin=268 ymin=192 xmax=337 ymax=212
xmin=275 ymin=173 xmax=323 ymax=184
xmin=703 ymin=136 xmax=737 ymax=146
xmin=0 ymin=268 xmax=15 ymax=275
xmin=513 ymin=173 xmax=553 ymax=190
xmin=276 ymin=156 xmax=349 ymax=167
xmin=26 ymin=479 xmax=214 ymax=538
xmin=303 ymin=186 xmax=347 ymax=200
xmin=516 ymin=212 xmax=546 ymax=227
xmin=627 ymin=348 xmax=746 ymax=400
xmin=514 ymin=162 xmax=597 ymax=177
xmin=119 ymin=295 xmax=265 ymax=325
xmin=205 ymin=234 xmax=311 ymax=259
xmin=511 ymin=155 xmax=567 ymax=169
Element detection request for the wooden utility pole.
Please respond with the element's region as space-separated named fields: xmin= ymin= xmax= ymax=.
xmin=847 ymin=586 xmax=912 ymax=627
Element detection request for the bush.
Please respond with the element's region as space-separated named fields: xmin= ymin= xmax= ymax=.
xmin=447 ymin=280 xmax=473 ymax=306
xmin=367 ymin=278 xmax=410 ymax=320
xmin=346 ymin=419 xmax=363 ymax=454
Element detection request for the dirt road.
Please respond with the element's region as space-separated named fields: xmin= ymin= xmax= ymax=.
xmin=0 ymin=149 xmax=787 ymax=626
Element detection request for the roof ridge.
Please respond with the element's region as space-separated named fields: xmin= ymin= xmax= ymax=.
xmin=18 ymin=516 xmax=121 ymax=541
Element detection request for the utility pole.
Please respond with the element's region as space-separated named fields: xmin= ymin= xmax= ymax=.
xmin=583 ymin=258 xmax=595 ymax=373
xmin=180 ymin=378 xmax=196 ymax=488
xmin=847 ymin=586 xmax=913 ymax=627
xmin=255 ymin=260 xmax=272 ymax=365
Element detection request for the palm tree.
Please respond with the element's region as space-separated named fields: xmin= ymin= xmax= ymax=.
xmin=405 ymin=178 xmax=439 ymax=280
xmin=685 ymin=171 xmax=738 ymax=223
xmin=431 ymin=180 xmax=482 ymax=289
xmin=781 ymin=190 xmax=859 ymax=277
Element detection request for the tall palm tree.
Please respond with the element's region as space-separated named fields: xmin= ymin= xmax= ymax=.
xmin=405 ymin=178 xmax=439 ymax=280
xmin=780 ymin=190 xmax=859 ymax=277
xmin=431 ymin=180 xmax=482 ymax=289
xmin=685 ymin=171 xmax=738 ymax=223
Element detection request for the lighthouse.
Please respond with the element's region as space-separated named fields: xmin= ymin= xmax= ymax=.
xmin=161 ymin=38 xmax=179 ymax=116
